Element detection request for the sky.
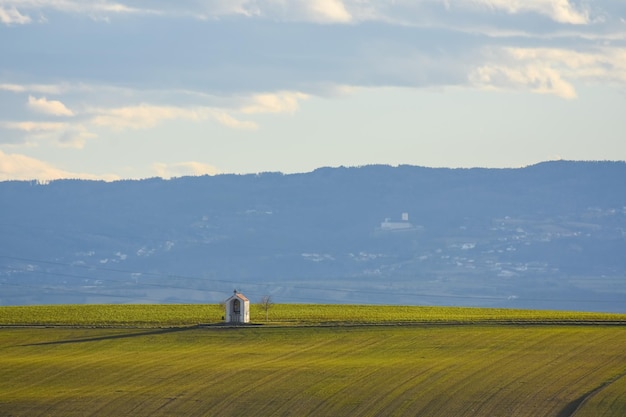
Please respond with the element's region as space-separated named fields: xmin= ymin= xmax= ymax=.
xmin=1 ymin=0 xmax=625 ymax=181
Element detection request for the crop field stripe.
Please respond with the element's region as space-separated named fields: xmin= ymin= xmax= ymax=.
xmin=204 ymin=334 xmax=339 ymax=415
xmin=409 ymin=329 xmax=531 ymax=416
xmin=498 ymin=329 xmax=597 ymax=416
xmin=0 ymin=327 xmax=616 ymax=416
xmin=1 ymin=316 xmax=626 ymax=416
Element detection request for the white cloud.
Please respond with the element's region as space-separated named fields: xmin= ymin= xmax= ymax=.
xmin=0 ymin=83 xmax=24 ymax=93
xmin=1 ymin=121 xmax=94 ymax=148
xmin=469 ymin=46 xmax=626 ymax=98
xmin=0 ymin=6 xmax=31 ymax=24
xmin=0 ymin=83 xmax=64 ymax=94
xmin=241 ymin=91 xmax=309 ymax=114
xmin=347 ymin=0 xmax=591 ymax=25
xmin=90 ymin=104 xmax=210 ymax=130
xmin=470 ymin=0 xmax=589 ymax=24
xmin=27 ymin=95 xmax=74 ymax=116
xmin=0 ymin=150 xmax=118 ymax=181
xmin=174 ymin=0 xmax=352 ymax=23
xmin=0 ymin=0 xmax=147 ymax=18
xmin=307 ymin=0 xmax=352 ymax=23
xmin=212 ymin=0 xmax=590 ymax=25
xmin=507 ymin=48 xmax=626 ymax=84
xmin=91 ymin=2 xmax=140 ymax=14
xmin=21 ymin=0 xmax=351 ymax=23
xmin=470 ymin=63 xmax=577 ymax=98
xmin=0 ymin=0 xmax=603 ymax=27
xmin=195 ymin=0 xmax=259 ymax=18
xmin=89 ymin=100 xmax=296 ymax=131
xmin=57 ymin=124 xmax=96 ymax=148
xmin=212 ymin=112 xmax=258 ymax=130
xmin=153 ymin=161 xmax=220 ymax=179
xmin=2 ymin=86 xmax=304 ymax=148
xmin=2 ymin=121 xmax=67 ymax=133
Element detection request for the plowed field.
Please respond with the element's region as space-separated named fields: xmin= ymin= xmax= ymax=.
xmin=1 ymin=324 xmax=625 ymax=416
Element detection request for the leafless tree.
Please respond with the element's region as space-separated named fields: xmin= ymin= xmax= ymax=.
xmin=259 ymin=295 xmax=274 ymax=322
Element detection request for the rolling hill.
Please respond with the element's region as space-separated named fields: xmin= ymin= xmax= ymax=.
xmin=1 ymin=161 xmax=625 ymax=311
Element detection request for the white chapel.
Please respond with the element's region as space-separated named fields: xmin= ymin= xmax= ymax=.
xmin=224 ymin=290 xmax=250 ymax=324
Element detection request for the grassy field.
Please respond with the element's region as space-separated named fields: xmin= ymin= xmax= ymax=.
xmin=1 ymin=303 xmax=625 ymax=326
xmin=0 ymin=305 xmax=625 ymax=416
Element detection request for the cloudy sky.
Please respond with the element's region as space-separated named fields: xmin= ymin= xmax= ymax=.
xmin=1 ymin=0 xmax=625 ymax=181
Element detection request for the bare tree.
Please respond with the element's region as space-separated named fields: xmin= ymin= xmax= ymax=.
xmin=259 ymin=295 xmax=274 ymax=322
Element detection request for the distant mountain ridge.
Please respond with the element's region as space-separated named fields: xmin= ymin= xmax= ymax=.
xmin=1 ymin=161 xmax=625 ymax=312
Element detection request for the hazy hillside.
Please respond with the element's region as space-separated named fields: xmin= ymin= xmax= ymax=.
xmin=1 ymin=161 xmax=625 ymax=311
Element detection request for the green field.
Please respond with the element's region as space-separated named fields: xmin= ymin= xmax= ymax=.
xmin=1 ymin=303 xmax=624 ymax=326
xmin=1 ymin=305 xmax=625 ymax=416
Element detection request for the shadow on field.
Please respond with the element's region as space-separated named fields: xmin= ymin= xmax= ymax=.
xmin=556 ymin=393 xmax=587 ymax=417
xmin=21 ymin=326 xmax=199 ymax=346
xmin=557 ymin=370 xmax=626 ymax=417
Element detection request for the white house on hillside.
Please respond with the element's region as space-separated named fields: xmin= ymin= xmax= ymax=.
xmin=224 ymin=290 xmax=250 ymax=324
xmin=380 ymin=212 xmax=414 ymax=231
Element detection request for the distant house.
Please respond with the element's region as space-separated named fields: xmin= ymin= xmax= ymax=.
xmin=224 ymin=290 xmax=250 ymax=324
xmin=380 ymin=212 xmax=414 ymax=231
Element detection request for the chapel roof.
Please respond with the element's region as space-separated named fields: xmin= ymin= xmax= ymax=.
xmin=228 ymin=290 xmax=249 ymax=302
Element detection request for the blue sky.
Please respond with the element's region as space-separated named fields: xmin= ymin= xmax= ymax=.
xmin=1 ymin=0 xmax=625 ymax=181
